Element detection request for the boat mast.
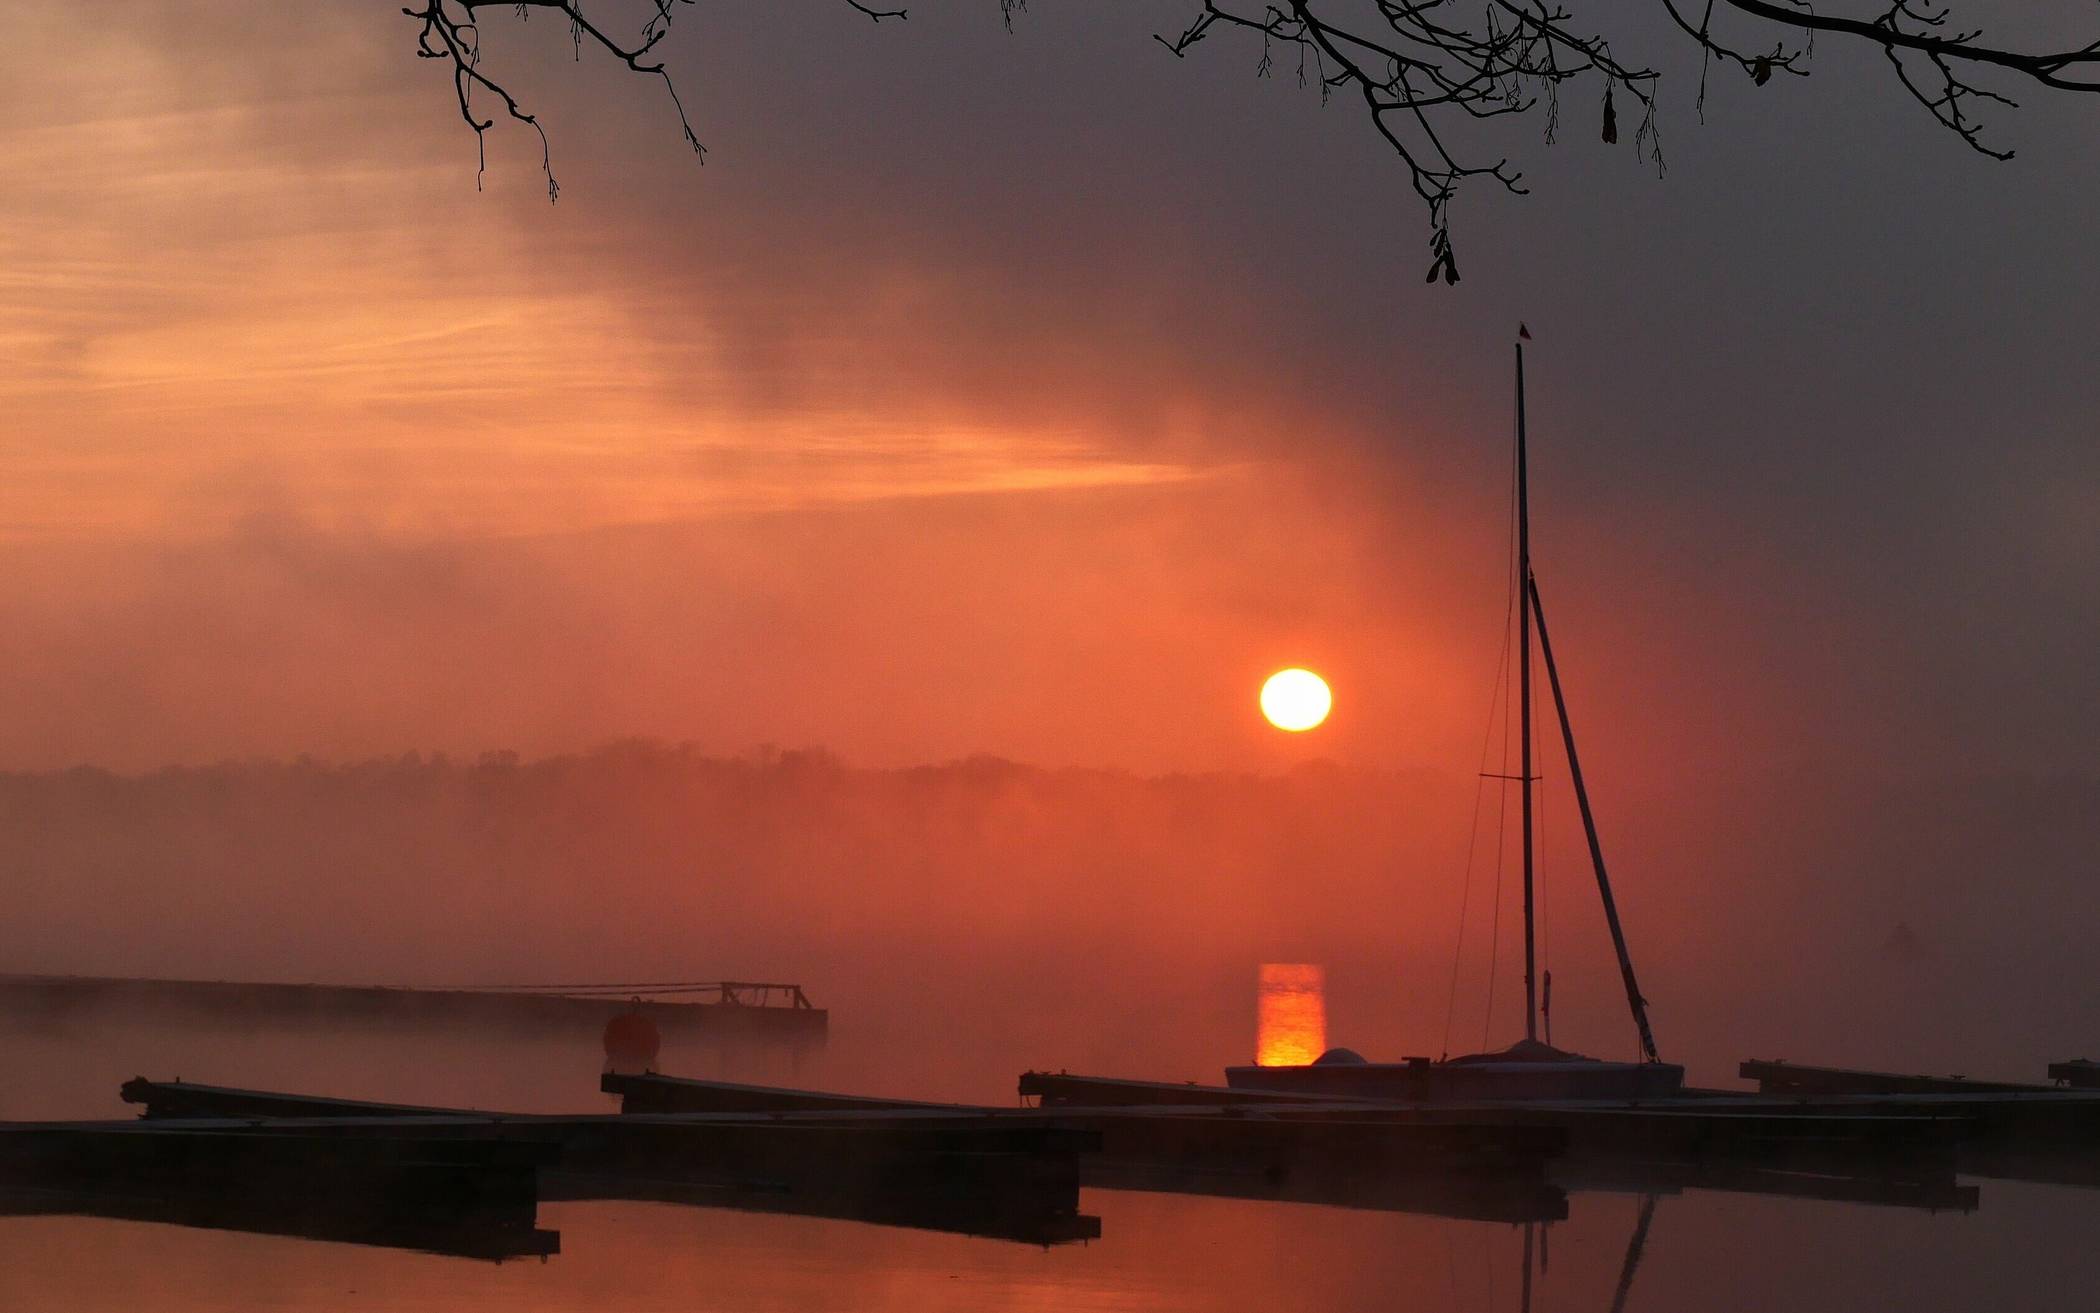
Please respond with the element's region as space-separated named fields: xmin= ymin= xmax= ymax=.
xmin=1513 ymin=334 xmax=1659 ymax=1063
xmin=1517 ymin=340 xmax=1538 ymax=1044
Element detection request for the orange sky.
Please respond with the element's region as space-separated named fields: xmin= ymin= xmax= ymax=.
xmin=1 ymin=1 xmax=2091 ymax=783
xmin=0 ymin=5 xmax=1486 ymax=772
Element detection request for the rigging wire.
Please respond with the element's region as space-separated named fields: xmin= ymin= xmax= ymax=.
xmin=1479 ymin=428 xmax=1522 ymax=1054
xmin=1481 ymin=648 xmax=1512 ymax=1052
xmin=1440 ymin=613 xmax=1514 ymax=1060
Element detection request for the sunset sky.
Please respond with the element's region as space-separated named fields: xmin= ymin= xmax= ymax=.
xmin=3 ymin=1 xmax=2094 ymax=781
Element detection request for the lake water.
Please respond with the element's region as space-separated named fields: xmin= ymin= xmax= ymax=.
xmin=4 ymin=1014 xmax=2094 ymax=1312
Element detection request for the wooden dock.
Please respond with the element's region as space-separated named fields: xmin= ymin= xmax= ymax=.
xmin=1005 ymin=1069 xmax=2003 ymax=1211
xmin=0 ymin=1116 xmax=556 ymax=1260
xmin=597 ymin=1071 xmax=1983 ymax=1217
xmin=120 ymin=1077 xmax=488 ymax=1121
xmin=25 ymin=1086 xmax=1101 ymax=1249
xmin=1740 ymin=1059 xmax=2060 ymax=1097
xmin=0 ymin=973 xmax=826 ymax=1042
xmin=599 ymin=1071 xmax=959 ymax=1116
xmin=593 ymin=1073 xmax=1572 ymax=1224
xmin=606 ymin=1071 xmax=1568 ymax=1177
xmin=1017 ymin=1071 xmax=1965 ymax=1167
xmin=74 ymin=1055 xmax=2100 ymax=1254
xmin=121 ymin=1075 xmax=1567 ymax=1227
xmin=1737 ymin=1059 xmax=2100 ymax=1149
xmin=107 ymin=1077 xmax=1097 ymax=1248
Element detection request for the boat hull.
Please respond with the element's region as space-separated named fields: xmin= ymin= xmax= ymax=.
xmin=1224 ymin=1058 xmax=1687 ymax=1103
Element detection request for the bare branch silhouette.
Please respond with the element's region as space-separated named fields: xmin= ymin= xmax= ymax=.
xmin=402 ymin=1 xmax=2100 ymax=280
xmin=403 ymin=0 xmax=905 ymax=201
xmin=1160 ymin=2 xmax=1664 ymax=285
xmin=1164 ymin=2 xmax=2100 ymax=280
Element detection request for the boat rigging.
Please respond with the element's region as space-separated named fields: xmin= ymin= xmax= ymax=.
xmin=1225 ymin=332 xmax=1681 ymax=1100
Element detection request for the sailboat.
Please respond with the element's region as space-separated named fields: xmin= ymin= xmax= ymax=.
xmin=1225 ymin=335 xmax=1688 ymax=1103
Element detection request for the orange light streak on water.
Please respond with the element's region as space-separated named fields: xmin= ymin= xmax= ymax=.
xmin=1255 ymin=963 xmax=1326 ymax=1067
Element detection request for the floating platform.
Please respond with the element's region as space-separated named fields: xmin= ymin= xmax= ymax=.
xmin=606 ymin=1072 xmax=1565 ymax=1175
xmin=1741 ymin=1059 xmax=2061 ymax=1097
xmin=597 ymin=1070 xmax=1990 ymax=1217
xmin=1019 ymin=1072 xmax=1999 ymax=1213
xmin=121 ymin=1077 xmax=490 ymax=1121
xmin=122 ymin=1075 xmax=1565 ymax=1227
xmin=0 ymin=1119 xmax=552 ymax=1239
xmin=1737 ymin=1059 xmax=2100 ymax=1148
xmin=108 ymin=1078 xmax=1095 ymax=1246
xmin=600 ymin=1072 xmax=960 ymax=1116
xmin=598 ymin=1072 xmax=1568 ymax=1223
xmin=0 ymin=973 xmax=826 ymax=1043
xmin=1019 ymin=1071 xmax=1963 ymax=1173
xmin=101 ymin=1060 xmax=2100 ymax=1240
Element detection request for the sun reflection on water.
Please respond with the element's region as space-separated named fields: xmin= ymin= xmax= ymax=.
xmin=1255 ymin=963 xmax=1325 ymax=1067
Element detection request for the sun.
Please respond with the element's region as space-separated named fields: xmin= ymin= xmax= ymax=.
xmin=1260 ymin=668 xmax=1332 ymax=732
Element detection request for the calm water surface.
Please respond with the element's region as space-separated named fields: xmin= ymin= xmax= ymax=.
xmin=4 ymin=1016 xmax=2094 ymax=1311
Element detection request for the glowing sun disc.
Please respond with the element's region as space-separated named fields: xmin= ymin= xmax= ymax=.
xmin=1260 ymin=668 xmax=1332 ymax=732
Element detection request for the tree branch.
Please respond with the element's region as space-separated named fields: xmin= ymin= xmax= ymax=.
xmin=1161 ymin=1 xmax=2100 ymax=280
xmin=404 ymin=0 xmax=907 ymax=201
xmin=401 ymin=1 xmax=2100 ymax=279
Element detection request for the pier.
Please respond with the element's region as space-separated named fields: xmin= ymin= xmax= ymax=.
xmin=42 ymin=1051 xmax=2100 ymax=1263
xmin=104 ymin=1076 xmax=1099 ymax=1248
xmin=1740 ymin=1059 xmax=2060 ymax=1097
xmin=0 ymin=973 xmax=826 ymax=1043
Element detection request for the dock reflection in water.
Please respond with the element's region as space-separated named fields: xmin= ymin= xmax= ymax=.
xmin=3 ymin=1178 xmax=2099 ymax=1312
xmin=0 ymin=1183 xmax=560 ymax=1263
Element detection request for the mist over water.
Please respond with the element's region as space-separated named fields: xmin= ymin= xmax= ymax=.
xmin=5 ymin=743 xmax=2095 ymax=1102
xmin=8 ymin=743 xmax=2098 ymax=1313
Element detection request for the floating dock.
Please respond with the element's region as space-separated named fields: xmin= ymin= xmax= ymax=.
xmin=107 ymin=1077 xmax=1097 ymax=1248
xmin=119 ymin=1074 xmax=1566 ymax=1227
xmin=1736 ymin=1059 xmax=2100 ymax=1148
xmin=606 ymin=1071 xmax=1568 ymax=1177
xmin=610 ymin=1070 xmax=1990 ymax=1216
xmin=0 ymin=1115 xmax=557 ymax=1258
xmin=61 ymin=1051 xmax=2100 ymax=1263
xmin=599 ymin=1072 xmax=958 ymax=1116
xmin=1741 ymin=1059 xmax=2061 ymax=1097
xmin=1016 ymin=1071 xmax=1966 ymax=1174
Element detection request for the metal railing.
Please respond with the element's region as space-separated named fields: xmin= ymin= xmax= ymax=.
xmin=480 ymin=980 xmax=816 ymax=1010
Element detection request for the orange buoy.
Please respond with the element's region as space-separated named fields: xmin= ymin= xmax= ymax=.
xmin=602 ymin=1001 xmax=660 ymax=1074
